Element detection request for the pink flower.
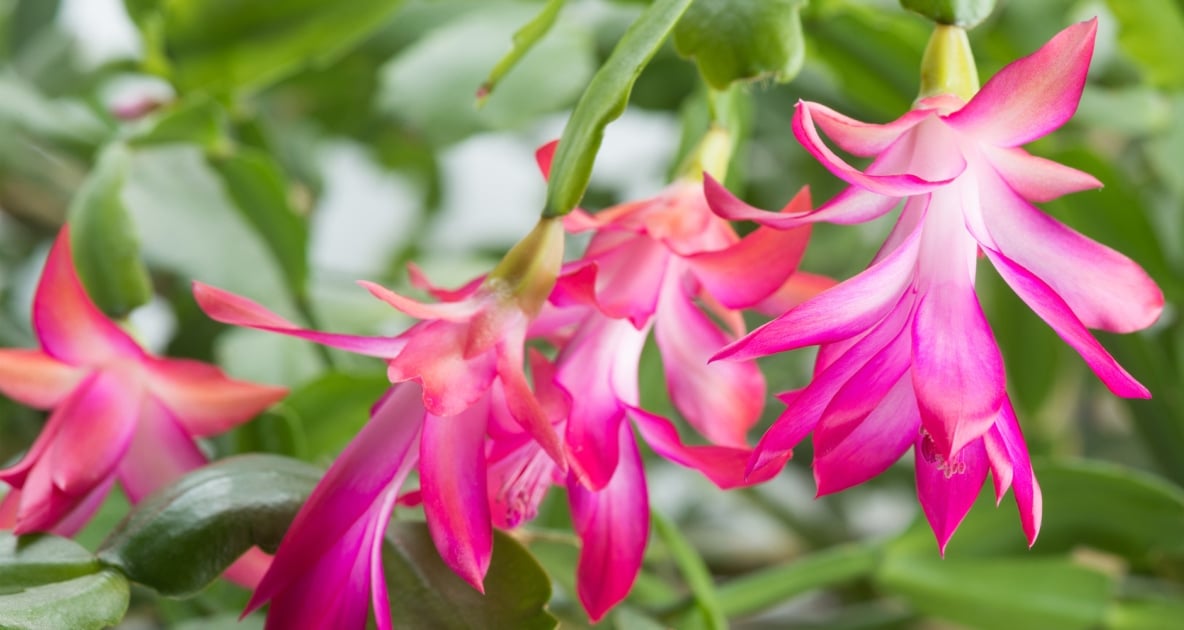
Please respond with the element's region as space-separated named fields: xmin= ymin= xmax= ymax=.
xmin=707 ymin=20 xmax=1163 ymax=549
xmin=0 ymin=227 xmax=287 ymax=538
xmin=528 ymin=170 xmax=828 ymax=618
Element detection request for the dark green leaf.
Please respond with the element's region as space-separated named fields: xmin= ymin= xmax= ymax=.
xmin=208 ymin=147 xmax=309 ymax=298
xmin=674 ymin=0 xmax=806 ymax=90
xmin=385 ymin=522 xmax=556 ymax=630
xmin=1104 ymin=0 xmax=1184 ymax=89
xmin=131 ymin=0 xmax=408 ymax=94
xmin=900 ymin=0 xmax=996 ymax=28
xmin=544 ymin=0 xmax=695 ymax=216
xmin=67 ymin=144 xmax=153 ymax=317
xmin=478 ymin=0 xmax=567 ymax=103
xmin=97 ymin=454 xmax=323 ymax=597
xmin=0 ymin=569 xmax=129 ymax=630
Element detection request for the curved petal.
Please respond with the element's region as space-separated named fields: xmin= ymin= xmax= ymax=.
xmin=421 ymin=398 xmax=493 ymax=592
xmin=794 ymin=102 xmax=962 ymax=196
xmin=495 ymin=345 xmax=565 ymax=466
xmin=814 ymin=375 xmax=920 ymax=496
xmin=987 ymin=402 xmax=1042 ymax=545
xmin=631 ymin=408 xmax=786 ymax=488
xmin=915 ymin=435 xmax=989 ymax=553
xmin=247 ymin=384 xmax=423 ymax=616
xmin=705 ymin=175 xmax=899 ymax=229
xmin=386 ymin=319 xmax=498 ymax=416
xmin=193 ymin=282 xmax=406 ymax=358
xmin=806 ymin=102 xmax=936 ymax=156
xmin=117 ymin=395 xmax=208 ymax=503
xmin=589 ymin=236 xmax=670 ymax=326
xmin=405 ymin=263 xmax=483 ymax=302
xmin=536 ymin=140 xmax=558 ymax=179
xmin=946 ymin=20 xmax=1097 ymax=146
xmin=984 ymin=248 xmax=1148 ymax=398
xmin=569 ymin=422 xmax=648 ymax=622
xmin=144 ymin=357 xmax=286 ymax=437
xmin=714 ymin=226 xmax=920 ymax=362
xmin=978 ymin=173 xmax=1163 ymax=333
xmin=654 ymin=280 xmax=762 ymax=446
xmin=33 ymin=228 xmax=142 ymax=364
xmin=754 ymin=272 xmax=838 ymax=316
xmin=47 ymin=367 xmax=142 ymax=495
xmin=981 ymin=145 xmax=1101 ymax=202
xmin=0 ymin=349 xmax=84 ymax=409
xmin=357 ymin=280 xmax=482 ymax=322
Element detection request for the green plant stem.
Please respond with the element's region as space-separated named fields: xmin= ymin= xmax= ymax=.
xmin=651 ymin=510 xmax=727 ymax=630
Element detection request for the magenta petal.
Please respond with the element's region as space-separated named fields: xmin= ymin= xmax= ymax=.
xmin=47 ymin=367 xmax=141 ymax=495
xmin=806 ymin=102 xmax=935 ymax=156
xmin=420 ymin=398 xmax=493 ymax=592
xmin=193 ymin=281 xmax=406 ymax=357
xmin=568 ymin=422 xmax=648 ymax=622
xmin=703 ymin=175 xmax=810 ymax=229
xmin=0 ymin=349 xmax=84 ymax=409
xmin=978 ymin=174 xmax=1164 ymax=334
xmin=144 ymin=357 xmax=286 ymax=437
xmin=495 ymin=347 xmax=565 ymax=466
xmin=794 ymin=101 xmax=961 ymax=196
xmin=590 ymin=237 xmax=669 ymax=326
xmin=248 ymin=384 xmax=423 ymax=616
xmin=631 ymin=408 xmax=786 ymax=488
xmin=357 ymin=280 xmax=481 ymax=322
xmin=982 ymin=145 xmax=1101 ymax=202
xmin=990 ymin=402 xmax=1042 ymax=545
xmin=947 ymin=20 xmax=1097 ymax=146
xmin=387 ymin=319 xmax=499 ymax=416
xmin=815 ymin=375 xmax=920 ymax=496
xmin=117 ymin=395 xmax=208 ymax=503
xmin=33 ymin=228 xmax=142 ymax=364
xmin=715 ymin=226 xmax=919 ymax=362
xmin=915 ymin=436 xmax=989 ymax=553
xmin=44 ymin=476 xmax=117 ymax=537
xmin=654 ymin=282 xmax=762 ymax=446
xmin=985 ymin=248 xmax=1149 ymax=398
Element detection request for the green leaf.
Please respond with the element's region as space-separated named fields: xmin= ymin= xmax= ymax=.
xmin=876 ymin=555 xmax=1113 ymax=630
xmin=900 ymin=0 xmax=996 ymax=28
xmin=0 ymin=533 xmax=99 ymax=589
xmin=271 ymin=371 xmax=391 ymax=462
xmin=130 ymin=0 xmax=408 ymax=94
xmin=1104 ymin=0 xmax=1184 ymax=89
xmin=207 ymin=147 xmax=309 ymax=299
xmin=478 ymin=0 xmax=567 ymax=104
xmin=544 ymin=0 xmax=695 ymax=217
xmin=651 ymin=511 xmax=726 ymax=630
xmin=67 ymin=144 xmax=153 ymax=318
xmin=0 ymin=569 xmax=130 ymax=630
xmin=97 ymin=454 xmax=323 ymax=597
xmin=127 ymin=97 xmax=226 ymax=150
xmin=673 ymin=0 xmax=806 ymax=90
xmin=385 ymin=522 xmax=556 ymax=630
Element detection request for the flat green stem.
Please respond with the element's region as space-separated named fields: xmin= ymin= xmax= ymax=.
xmin=651 ymin=510 xmax=728 ymax=630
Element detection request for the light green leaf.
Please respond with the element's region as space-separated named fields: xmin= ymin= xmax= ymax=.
xmin=97 ymin=454 xmax=322 ymax=597
xmin=652 ymin=510 xmax=726 ymax=630
xmin=673 ymin=0 xmax=806 ymax=90
xmin=900 ymin=0 xmax=996 ymax=27
xmin=127 ymin=96 xmax=226 ymax=149
xmin=385 ymin=523 xmax=556 ymax=630
xmin=272 ymin=371 xmax=392 ymax=462
xmin=478 ymin=0 xmax=567 ymax=104
xmin=1104 ymin=0 xmax=1184 ymax=89
xmin=0 ymin=569 xmax=129 ymax=630
xmin=544 ymin=0 xmax=695 ymax=216
xmin=0 ymin=533 xmax=99 ymax=589
xmin=67 ymin=143 xmax=153 ymax=318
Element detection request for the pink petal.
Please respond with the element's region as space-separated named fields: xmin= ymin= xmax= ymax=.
xmin=222 ymin=548 xmax=273 ymax=591
xmin=754 ymin=272 xmax=838 ymax=315
xmin=386 ymin=319 xmax=498 ymax=416
xmin=420 ymin=398 xmax=493 ymax=592
xmin=405 ymin=263 xmax=482 ymax=302
xmin=369 ymin=488 xmax=402 ymax=630
xmin=568 ymin=422 xmax=648 ymax=622
xmin=814 ymin=375 xmax=920 ymax=496
xmin=911 ymin=283 xmax=1006 ymax=461
xmin=43 ymin=476 xmax=117 ymax=537
xmin=688 ymin=188 xmax=813 ymax=309
xmin=804 ymin=101 xmax=936 ymax=157
xmin=247 ymin=384 xmax=423 ymax=616
xmin=116 ymin=395 xmax=208 ymax=503
xmin=536 ymin=140 xmax=558 ymax=179
xmin=988 ymin=402 xmax=1042 ymax=545
xmin=985 ymin=248 xmax=1149 ymax=398
xmin=33 ymin=228 xmax=142 ymax=364
xmin=714 ymin=226 xmax=920 ymax=362
xmin=981 ymin=145 xmax=1101 ymax=202
xmin=0 ymin=349 xmax=84 ymax=408
xmin=978 ymin=173 xmax=1163 ymax=333
xmin=794 ymin=102 xmax=962 ymax=196
xmin=357 ymin=280 xmax=482 ymax=322
xmin=495 ymin=345 xmax=565 ymax=467
xmin=47 ymin=367 xmax=142 ymax=495
xmin=654 ymin=280 xmax=762 ymax=446
xmin=144 ymin=357 xmax=286 ymax=437
xmin=705 ymin=175 xmax=898 ymax=229
xmin=589 ymin=236 xmax=670 ymax=326
xmin=915 ymin=435 xmax=989 ymax=553
xmin=631 ymin=408 xmax=787 ymax=488
xmin=946 ymin=20 xmax=1097 ymax=147
xmin=193 ymin=281 xmax=406 ymax=358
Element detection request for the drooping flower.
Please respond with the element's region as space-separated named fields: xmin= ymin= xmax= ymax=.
xmin=196 ymin=216 xmax=566 ymax=627
xmin=707 ymin=19 xmax=1163 ymax=548
xmin=0 ymin=227 xmax=287 ymax=541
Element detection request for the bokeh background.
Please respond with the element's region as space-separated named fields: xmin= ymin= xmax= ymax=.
xmin=1 ymin=0 xmax=1182 ymax=628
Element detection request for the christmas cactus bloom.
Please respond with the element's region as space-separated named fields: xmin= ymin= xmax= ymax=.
xmin=707 ymin=19 xmax=1163 ymax=548
xmin=194 ymin=217 xmax=566 ymax=625
xmin=0 ymin=227 xmax=287 ymax=536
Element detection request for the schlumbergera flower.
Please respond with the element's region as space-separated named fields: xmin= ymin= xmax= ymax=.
xmin=514 ymin=136 xmax=831 ymax=618
xmin=706 ymin=19 xmax=1164 ymax=549
xmin=0 ymin=227 xmax=287 ymax=542
xmin=194 ymin=216 xmax=566 ymax=629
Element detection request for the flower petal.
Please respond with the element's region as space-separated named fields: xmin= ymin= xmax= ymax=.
xmin=144 ymin=357 xmax=286 ymax=437
xmin=714 ymin=225 xmax=920 ymax=362
xmin=193 ymin=281 xmax=406 ymax=358
xmin=814 ymin=375 xmax=920 ymax=496
xmin=0 ymin=349 xmax=84 ymax=409
xmin=495 ymin=344 xmax=565 ymax=467
xmin=946 ymin=20 xmax=1097 ymax=147
xmin=357 ymin=280 xmax=482 ymax=322
xmin=981 ymin=145 xmax=1101 ymax=202
xmin=805 ymin=101 xmax=936 ymax=157
xmin=420 ymin=398 xmax=493 ymax=592
xmin=116 ymin=395 xmax=208 ymax=503
xmin=988 ymin=402 xmax=1042 ymax=545
xmin=386 ymin=319 xmax=498 ymax=416
xmin=33 ymin=228 xmax=142 ymax=364
xmin=631 ymin=408 xmax=787 ymax=488
xmin=978 ymin=173 xmax=1163 ymax=333
xmin=589 ymin=236 xmax=670 ymax=326
xmin=915 ymin=435 xmax=989 ymax=553
xmin=47 ymin=367 xmax=142 ymax=495
xmin=568 ymin=422 xmax=648 ymax=622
